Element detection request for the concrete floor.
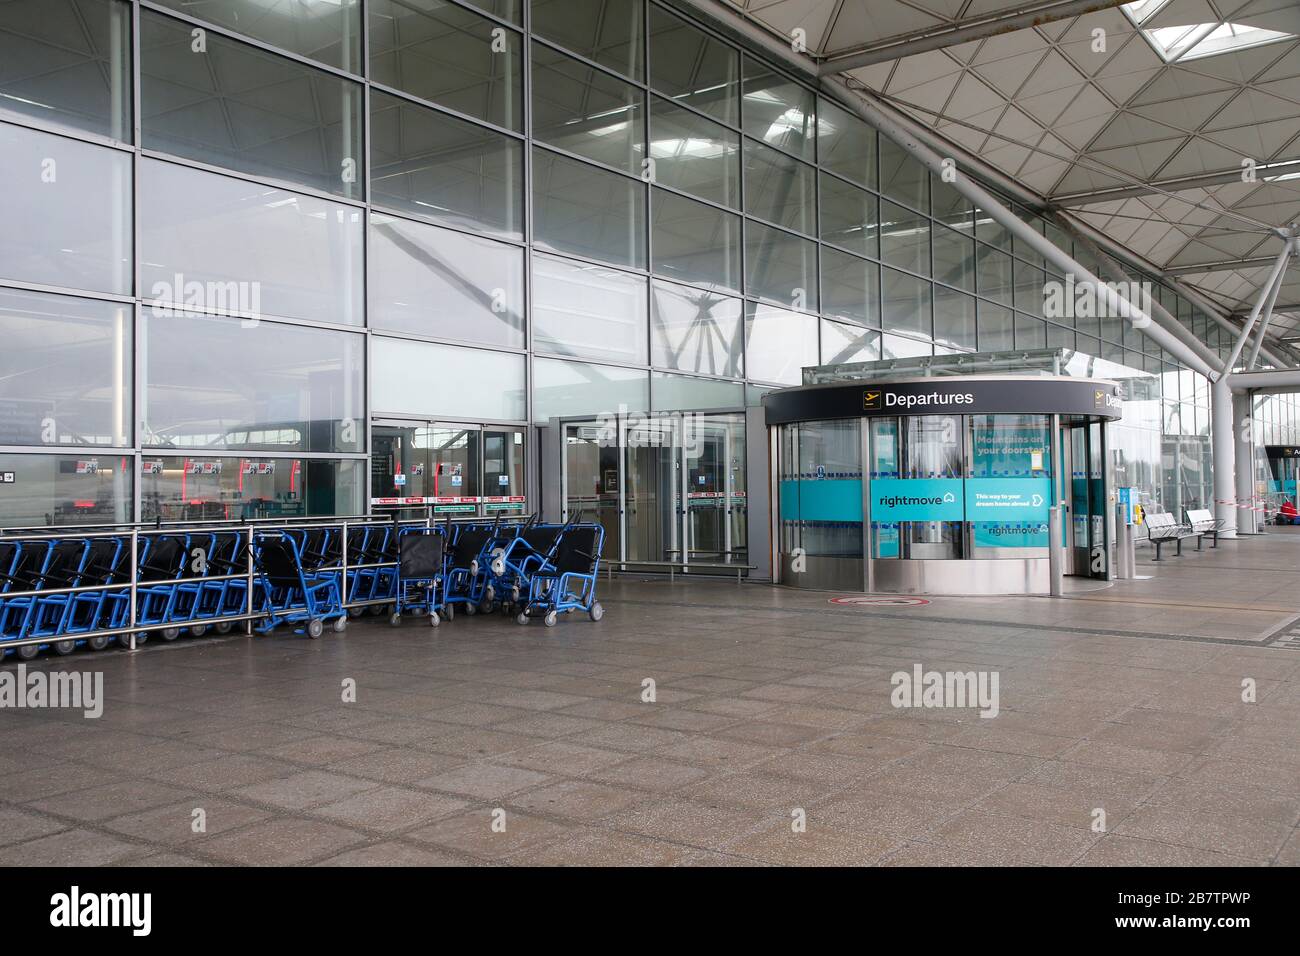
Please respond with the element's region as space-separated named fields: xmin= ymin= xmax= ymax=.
xmin=2 ymin=531 xmax=1298 ymax=866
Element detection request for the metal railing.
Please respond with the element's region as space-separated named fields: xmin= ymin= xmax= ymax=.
xmin=0 ymin=513 xmax=500 ymax=654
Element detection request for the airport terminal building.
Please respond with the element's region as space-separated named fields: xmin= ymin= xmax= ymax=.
xmin=3 ymin=0 xmax=1300 ymax=585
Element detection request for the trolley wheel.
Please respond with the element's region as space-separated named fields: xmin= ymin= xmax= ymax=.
xmin=544 ymin=610 xmax=557 ymax=628
xmin=500 ymin=601 xmax=514 ymax=616
xmin=465 ymin=601 xmax=478 ymax=616
xmin=332 ymin=616 xmax=348 ymax=633
xmin=348 ymin=606 xmax=363 ymax=619
xmin=388 ymin=612 xmax=402 ymax=627
xmin=132 ymin=632 xmax=148 ymax=647
xmin=87 ymin=635 xmax=110 ymax=651
xmin=307 ymin=618 xmax=324 ymax=639
xmin=367 ymin=604 xmax=384 ymax=616
xmin=428 ymin=611 xmax=440 ymax=628
xmin=16 ymin=643 xmax=39 ymax=660
xmin=442 ymin=604 xmax=455 ymax=622
xmin=214 ymin=621 xmax=233 ymax=635
xmin=589 ymin=602 xmax=605 ymax=622
xmin=161 ymin=627 xmax=180 ymax=642
xmin=515 ymin=612 xmax=529 ymax=626
xmin=485 ymin=585 xmax=495 ymax=603
xmin=53 ymin=640 xmax=75 ymax=656
xmin=190 ymin=624 xmax=207 ymax=638
xmin=479 ymin=599 xmax=494 ymax=615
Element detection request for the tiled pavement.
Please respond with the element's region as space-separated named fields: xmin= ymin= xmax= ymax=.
xmin=1 ymin=533 xmax=1298 ymax=866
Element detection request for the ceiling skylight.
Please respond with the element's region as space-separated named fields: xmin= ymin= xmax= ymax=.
xmin=1121 ymin=3 xmax=1295 ymax=62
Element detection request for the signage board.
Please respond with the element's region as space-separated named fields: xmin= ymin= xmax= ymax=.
xmin=964 ymin=477 xmax=1051 ymax=523
xmin=870 ymin=478 xmax=964 ymax=522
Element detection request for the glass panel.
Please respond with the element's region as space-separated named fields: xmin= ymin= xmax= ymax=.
xmin=149 ymin=0 xmax=362 ymax=71
xmin=371 ymin=422 xmax=429 ymax=500
xmin=370 ymin=90 xmax=523 ymax=240
xmin=564 ymin=422 xmax=619 ymax=553
xmin=899 ymin=415 xmax=964 ymax=559
xmin=140 ymin=456 xmax=361 ymax=521
xmin=648 ymin=4 xmax=739 ymax=126
xmin=932 ymin=223 xmax=975 ymax=292
xmin=1014 ymin=260 xmax=1045 ymax=317
xmin=0 ymin=0 xmax=131 ymax=140
xmin=483 ymin=427 xmax=525 ymax=510
xmin=649 ymin=96 xmax=739 ymax=207
xmin=879 ymin=136 xmax=927 ymax=211
xmin=967 ymin=413 xmax=1051 ymax=557
xmin=368 ymin=212 xmax=524 ymax=348
xmin=0 ymin=453 xmax=132 ymax=526
xmin=817 ymin=99 xmax=875 ymax=189
xmin=1015 ymin=313 xmax=1046 ymax=349
xmin=880 ymin=200 xmax=929 ymax=276
xmin=933 ymin=286 xmax=976 ymax=351
xmin=975 ymin=209 xmax=1012 ymax=251
xmin=532 ymin=148 xmax=645 ymax=268
xmin=650 ymin=372 xmax=743 ymax=411
xmin=978 ymin=301 xmax=1014 ymax=351
xmin=819 ymin=173 xmax=878 ymax=258
xmin=140 ymin=10 xmax=363 ymax=199
xmin=144 ymin=315 xmax=364 ymax=452
xmin=0 ymin=123 xmax=131 ymax=295
xmin=745 ymin=220 xmax=817 ymax=313
xmin=650 ymin=279 xmax=743 ymax=378
xmin=821 ymin=319 xmax=880 ymax=364
xmin=650 ymin=188 xmax=741 ymax=294
xmin=685 ymin=412 xmax=746 ymax=562
xmin=369 ymin=0 xmax=521 ymax=130
xmin=744 ymin=139 xmax=815 ymax=234
xmin=820 ymin=248 xmax=879 ymax=328
xmin=881 ymin=266 xmax=929 ymax=338
xmin=532 ymin=253 xmax=647 ymax=364
xmin=427 ymin=426 xmax=480 ymax=504
xmin=0 ymin=288 xmax=131 ymax=447
xmin=881 ymin=333 xmax=931 ymax=359
xmin=140 ymin=158 xmax=363 ymax=327
xmin=741 ymin=56 xmax=814 ymax=161
xmin=532 ymin=41 xmax=642 ymax=173
xmin=530 ymin=0 xmax=643 ymax=80
xmin=533 ymin=358 xmax=648 ymax=419
xmin=744 ymin=302 xmax=817 ymax=385
xmin=1046 ymin=321 xmax=1074 ymax=349
xmin=977 ymin=244 xmax=1014 ymax=305
xmin=372 ymin=336 xmax=525 ymax=420
xmin=786 ymin=420 xmax=862 ymax=558
xmin=931 ymin=172 xmax=973 ymax=228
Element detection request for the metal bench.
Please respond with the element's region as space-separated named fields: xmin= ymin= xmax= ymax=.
xmin=604 ymin=558 xmax=755 ymax=583
xmin=1144 ymin=511 xmax=1197 ymax=560
xmin=1184 ymin=508 xmax=1224 ymax=550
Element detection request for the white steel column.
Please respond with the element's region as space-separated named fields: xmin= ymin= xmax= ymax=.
xmin=1247 ymin=241 xmax=1293 ymax=370
xmin=1212 ymin=377 xmax=1238 ymax=536
xmin=1233 ymin=391 xmax=1259 ymax=534
xmin=1224 ymin=245 xmax=1293 ymax=374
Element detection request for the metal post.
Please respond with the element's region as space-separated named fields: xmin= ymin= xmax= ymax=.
xmin=341 ymin=519 xmax=349 ymax=611
xmin=128 ymin=529 xmax=138 ymax=650
xmin=1048 ymin=414 xmax=1063 ymax=596
xmin=1247 ymin=242 xmax=1291 ymax=370
xmin=1224 ymin=244 xmax=1293 ymax=373
xmin=246 ymin=528 xmax=255 ymax=635
xmin=1234 ymin=391 xmax=1260 ymax=535
xmin=1211 ymin=376 xmax=1238 ymax=537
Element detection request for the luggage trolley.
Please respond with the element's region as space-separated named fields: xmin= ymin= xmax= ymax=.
xmin=515 ymin=523 xmax=606 ymax=628
xmin=389 ymin=526 xmax=446 ymax=628
xmin=252 ymin=531 xmax=347 ymax=639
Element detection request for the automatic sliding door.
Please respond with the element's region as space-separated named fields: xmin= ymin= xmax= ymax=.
xmin=564 ymin=423 xmax=621 ymax=560
xmin=625 ymin=417 xmax=679 ymax=564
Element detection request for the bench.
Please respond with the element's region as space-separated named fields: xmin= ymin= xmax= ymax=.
xmin=1144 ymin=511 xmax=1197 ymax=560
xmin=1184 ymin=508 xmax=1223 ymax=550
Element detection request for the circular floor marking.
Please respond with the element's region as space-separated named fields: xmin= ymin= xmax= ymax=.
xmin=829 ymin=596 xmax=931 ymax=607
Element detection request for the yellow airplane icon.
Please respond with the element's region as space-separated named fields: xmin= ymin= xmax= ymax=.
xmin=863 ymin=391 xmax=881 ymax=410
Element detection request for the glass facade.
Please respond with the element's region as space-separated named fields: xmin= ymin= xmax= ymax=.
xmin=0 ymin=0 xmax=1246 ymax=527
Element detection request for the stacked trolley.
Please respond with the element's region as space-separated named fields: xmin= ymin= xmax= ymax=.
xmin=0 ymin=511 xmax=605 ymax=659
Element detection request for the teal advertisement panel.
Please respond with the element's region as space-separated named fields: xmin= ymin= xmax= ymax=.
xmin=871 ymin=478 xmax=964 ymax=522
xmin=973 ymin=523 xmax=1049 ymax=548
xmin=964 ymin=477 xmax=1052 ymax=523
xmin=779 ymin=479 xmax=863 ymax=522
